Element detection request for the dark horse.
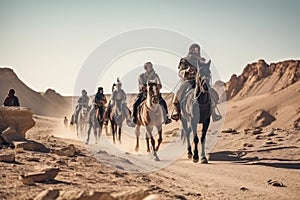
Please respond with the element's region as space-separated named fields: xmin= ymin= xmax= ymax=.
xmin=86 ymin=105 xmax=105 ymax=144
xmin=108 ymin=100 xmax=131 ymax=143
xmin=180 ymin=59 xmax=212 ymax=163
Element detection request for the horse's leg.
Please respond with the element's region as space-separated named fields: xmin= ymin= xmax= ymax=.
xmin=146 ymin=137 xmax=150 ymax=153
xmin=146 ymin=126 xmax=155 ymax=151
xmin=191 ymin=119 xmax=199 ymax=163
xmin=200 ymin=118 xmax=210 ymax=163
xmin=155 ymin=125 xmax=163 ymax=151
xmin=94 ymin=125 xmax=98 ymax=144
xmin=135 ymin=125 xmax=140 ymax=152
xmin=111 ymin=120 xmax=116 ymax=144
xmin=181 ymin=118 xmax=192 ymax=159
xmin=86 ymin=123 xmax=92 ymax=144
xmin=118 ymin=126 xmax=122 ymax=144
xmin=147 ymin=126 xmax=159 ymax=161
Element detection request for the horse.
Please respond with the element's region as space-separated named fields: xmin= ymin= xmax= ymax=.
xmin=76 ymin=105 xmax=90 ymax=136
xmin=180 ymin=59 xmax=212 ymax=163
xmin=86 ymin=105 xmax=105 ymax=144
xmin=109 ymin=100 xmax=128 ymax=143
xmin=135 ymin=80 xmax=163 ymax=161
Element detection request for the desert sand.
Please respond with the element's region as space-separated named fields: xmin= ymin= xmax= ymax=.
xmin=0 ymin=59 xmax=300 ymax=200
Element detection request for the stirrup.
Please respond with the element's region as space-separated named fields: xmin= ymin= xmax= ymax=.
xmin=212 ymin=114 xmax=222 ymax=122
xmin=171 ymin=113 xmax=180 ymax=121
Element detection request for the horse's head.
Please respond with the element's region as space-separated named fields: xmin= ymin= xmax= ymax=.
xmin=196 ymin=60 xmax=211 ymax=92
xmin=82 ymin=106 xmax=89 ymax=115
xmin=147 ymin=79 xmax=160 ymax=105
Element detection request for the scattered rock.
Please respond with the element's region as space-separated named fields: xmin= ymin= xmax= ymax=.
xmin=255 ymin=135 xmax=262 ymax=140
xmin=54 ymin=144 xmax=77 ymax=157
xmin=267 ymin=179 xmax=284 ymax=187
xmin=26 ymin=157 xmax=40 ymax=162
xmin=0 ymin=127 xmax=25 ymax=144
xmin=245 ymin=127 xmax=263 ymax=135
xmin=0 ymin=107 xmax=35 ymax=137
xmin=19 ymin=168 xmax=59 ymax=185
xmin=57 ymin=190 xmax=114 ymax=200
xmin=174 ymin=194 xmax=187 ymax=200
xmin=266 ymin=131 xmax=276 ymax=137
xmin=243 ymin=143 xmax=254 ymax=147
xmin=143 ymin=194 xmax=161 ymax=200
xmin=12 ymin=140 xmax=50 ymax=153
xmin=0 ymin=150 xmax=15 ymax=163
xmin=248 ymin=110 xmax=276 ymax=127
xmin=265 ymin=141 xmax=276 ymax=145
xmin=240 ymin=187 xmax=248 ymax=191
xmin=222 ymin=128 xmax=238 ymax=134
xmin=34 ymin=189 xmax=60 ymax=200
xmin=114 ymin=189 xmax=150 ymax=200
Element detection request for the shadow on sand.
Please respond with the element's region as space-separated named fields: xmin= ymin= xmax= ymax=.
xmin=209 ymin=146 xmax=300 ymax=170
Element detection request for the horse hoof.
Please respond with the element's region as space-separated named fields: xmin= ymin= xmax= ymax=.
xmin=152 ymin=152 xmax=160 ymax=161
xmin=193 ymin=155 xmax=199 ymax=163
xmin=135 ymin=146 xmax=139 ymax=152
xmin=201 ymin=157 xmax=208 ymax=164
xmin=187 ymin=153 xmax=193 ymax=159
xmin=153 ymin=156 xmax=160 ymax=161
xmin=147 ymin=149 xmax=150 ymax=153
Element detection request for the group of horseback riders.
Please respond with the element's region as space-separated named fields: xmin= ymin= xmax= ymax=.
xmin=72 ymin=43 xmax=222 ymax=128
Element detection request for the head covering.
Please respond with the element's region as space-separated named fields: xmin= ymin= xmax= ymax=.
xmin=186 ymin=43 xmax=206 ymax=69
xmin=81 ymin=89 xmax=87 ymax=95
xmin=98 ymin=87 xmax=103 ymax=92
xmin=115 ymin=78 xmax=122 ymax=86
xmin=8 ymin=89 xmax=15 ymax=96
xmin=188 ymin=43 xmax=201 ymax=56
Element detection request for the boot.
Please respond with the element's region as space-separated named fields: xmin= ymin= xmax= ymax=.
xmin=171 ymin=102 xmax=181 ymax=121
xmin=164 ymin=114 xmax=172 ymax=124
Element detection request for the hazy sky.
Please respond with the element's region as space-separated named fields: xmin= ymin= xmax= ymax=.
xmin=0 ymin=0 xmax=299 ymax=95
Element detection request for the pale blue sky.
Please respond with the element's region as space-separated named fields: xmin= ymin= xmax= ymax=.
xmin=0 ymin=0 xmax=299 ymax=95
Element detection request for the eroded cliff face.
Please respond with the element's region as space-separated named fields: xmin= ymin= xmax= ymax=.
xmin=0 ymin=107 xmax=35 ymax=137
xmin=225 ymin=59 xmax=300 ymax=100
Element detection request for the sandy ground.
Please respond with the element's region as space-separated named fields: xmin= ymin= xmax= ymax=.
xmin=1 ymin=114 xmax=299 ymax=200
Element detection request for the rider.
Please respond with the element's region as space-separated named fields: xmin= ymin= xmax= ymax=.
xmin=92 ymin=87 xmax=107 ymax=121
xmin=103 ymin=78 xmax=132 ymax=126
xmin=171 ymin=43 xmax=222 ymax=122
xmin=74 ymin=89 xmax=89 ymax=123
xmin=132 ymin=62 xmax=172 ymax=125
xmin=90 ymin=87 xmax=107 ymax=122
xmin=3 ymin=89 xmax=20 ymax=107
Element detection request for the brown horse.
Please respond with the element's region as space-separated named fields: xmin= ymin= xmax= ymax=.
xmin=135 ymin=80 xmax=163 ymax=161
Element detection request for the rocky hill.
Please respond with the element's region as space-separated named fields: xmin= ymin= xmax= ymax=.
xmin=0 ymin=68 xmax=71 ymax=117
xmin=225 ymin=59 xmax=300 ymax=100
xmin=222 ymin=59 xmax=300 ymax=130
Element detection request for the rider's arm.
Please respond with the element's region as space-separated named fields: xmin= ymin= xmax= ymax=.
xmin=122 ymin=90 xmax=127 ymax=103
xmin=155 ymin=73 xmax=163 ymax=90
xmin=138 ymin=74 xmax=146 ymax=91
xmin=178 ymin=58 xmax=188 ymax=79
